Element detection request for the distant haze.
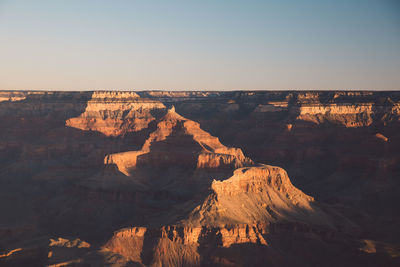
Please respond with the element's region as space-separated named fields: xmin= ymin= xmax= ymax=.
xmin=0 ymin=0 xmax=399 ymax=90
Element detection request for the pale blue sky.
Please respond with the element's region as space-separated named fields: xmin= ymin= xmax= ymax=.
xmin=0 ymin=0 xmax=399 ymax=90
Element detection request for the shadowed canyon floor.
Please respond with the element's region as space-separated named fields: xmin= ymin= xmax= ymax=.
xmin=0 ymin=91 xmax=400 ymax=266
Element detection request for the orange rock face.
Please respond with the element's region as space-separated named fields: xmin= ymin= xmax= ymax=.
xmin=103 ymin=227 xmax=147 ymax=262
xmin=103 ymin=224 xmax=269 ymax=265
xmin=104 ymin=106 xmax=253 ymax=175
xmin=296 ymin=103 xmax=375 ymax=127
xmin=218 ymin=224 xmax=268 ymax=247
xmin=183 ymin=165 xmax=332 ymax=228
xmin=95 ymin=106 xmax=341 ymax=266
xmin=66 ymin=91 xmax=165 ymax=136
xmin=1 ymin=90 xmax=400 ymax=266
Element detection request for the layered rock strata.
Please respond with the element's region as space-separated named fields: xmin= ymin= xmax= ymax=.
xmin=104 ymin=106 xmax=253 ymax=175
xmin=66 ymin=91 xmax=166 ymax=136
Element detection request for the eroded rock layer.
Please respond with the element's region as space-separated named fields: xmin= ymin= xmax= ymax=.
xmin=66 ymin=91 xmax=166 ymax=136
xmin=104 ymin=106 xmax=253 ymax=176
xmin=1 ymin=90 xmax=400 ymax=266
xmin=184 ymin=165 xmax=329 ymax=227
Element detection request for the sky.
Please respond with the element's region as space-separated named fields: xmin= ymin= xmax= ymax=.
xmin=0 ymin=0 xmax=399 ymax=91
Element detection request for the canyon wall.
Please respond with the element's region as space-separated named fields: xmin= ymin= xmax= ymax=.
xmin=0 ymin=90 xmax=399 ymax=267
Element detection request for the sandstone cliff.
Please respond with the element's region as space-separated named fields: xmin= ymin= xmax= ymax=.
xmin=66 ymin=91 xmax=166 ymax=136
xmin=183 ymin=165 xmax=330 ymax=227
xmin=95 ymin=107 xmax=342 ymax=267
xmin=104 ymin=106 xmax=253 ymax=176
xmin=1 ymin=90 xmax=400 ymax=266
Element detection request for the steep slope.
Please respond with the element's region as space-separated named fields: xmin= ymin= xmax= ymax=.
xmin=98 ymin=109 xmax=344 ymax=267
xmin=104 ymin=106 xmax=253 ymax=176
xmin=183 ymin=165 xmax=330 ymax=227
xmin=2 ymin=91 xmax=400 ymax=266
xmin=71 ymin=106 xmax=256 ymax=234
xmin=102 ymin=162 xmax=335 ymax=266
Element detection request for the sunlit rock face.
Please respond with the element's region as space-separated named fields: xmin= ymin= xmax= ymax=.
xmin=1 ymin=90 xmax=400 ymax=266
xmin=184 ymin=165 xmax=326 ymax=227
xmin=97 ymin=107 xmax=340 ymax=266
xmin=66 ymin=91 xmax=166 ymax=136
xmin=104 ymin=106 xmax=253 ymax=176
xmin=103 ymin=224 xmax=268 ymax=266
xmin=296 ymin=103 xmax=375 ymax=127
xmin=249 ymin=91 xmax=400 ymax=127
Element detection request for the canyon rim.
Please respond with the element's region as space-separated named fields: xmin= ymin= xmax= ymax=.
xmin=0 ymin=90 xmax=399 ymax=266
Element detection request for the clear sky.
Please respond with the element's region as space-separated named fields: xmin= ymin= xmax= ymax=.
xmin=0 ymin=0 xmax=399 ymax=90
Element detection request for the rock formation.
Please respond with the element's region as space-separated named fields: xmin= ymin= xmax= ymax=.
xmin=296 ymin=103 xmax=375 ymax=127
xmin=1 ymin=90 xmax=400 ymax=266
xmin=104 ymin=106 xmax=252 ymax=176
xmin=92 ymin=107 xmax=344 ymax=266
xmin=184 ymin=165 xmax=330 ymax=227
xmin=66 ymin=91 xmax=165 ymax=136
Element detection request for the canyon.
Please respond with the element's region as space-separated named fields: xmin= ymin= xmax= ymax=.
xmin=0 ymin=90 xmax=399 ymax=266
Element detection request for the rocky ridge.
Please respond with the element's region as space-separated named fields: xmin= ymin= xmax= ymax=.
xmin=94 ymin=105 xmax=340 ymax=266
xmin=183 ymin=165 xmax=329 ymax=227
xmin=140 ymin=91 xmax=400 ymax=127
xmin=104 ymin=106 xmax=252 ymax=176
xmin=1 ymin=90 xmax=400 ymax=266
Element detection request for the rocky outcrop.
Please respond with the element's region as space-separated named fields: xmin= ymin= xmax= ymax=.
xmin=249 ymin=92 xmax=399 ymax=127
xmin=218 ymin=224 xmax=268 ymax=247
xmin=100 ymin=159 xmax=333 ymax=266
xmin=104 ymin=106 xmax=252 ymax=175
xmin=183 ymin=165 xmax=331 ymax=227
xmin=103 ymin=224 xmax=269 ymax=266
xmin=66 ymin=91 xmax=166 ymax=136
xmin=49 ymin=237 xmax=90 ymax=249
xmin=296 ymin=103 xmax=375 ymax=127
xmin=103 ymin=221 xmax=352 ymax=267
xmin=103 ymin=227 xmax=147 ymax=262
xmin=2 ymin=90 xmax=400 ymax=266
xmin=97 ymin=105 xmax=339 ymax=266
xmin=103 ymin=226 xmax=202 ymax=266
